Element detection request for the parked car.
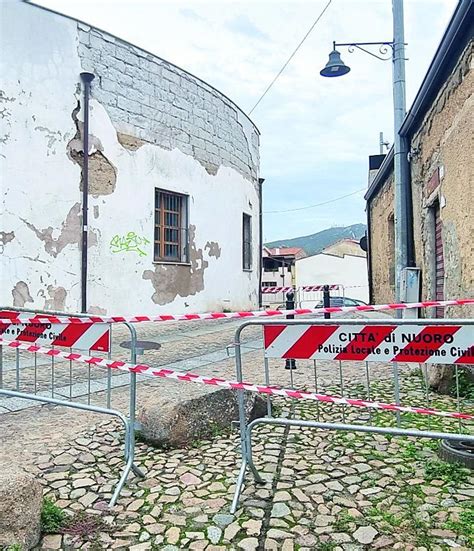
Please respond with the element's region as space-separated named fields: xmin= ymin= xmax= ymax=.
xmin=315 ymin=296 xmax=368 ymax=308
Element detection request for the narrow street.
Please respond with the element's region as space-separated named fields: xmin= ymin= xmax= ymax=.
xmin=1 ymin=313 xmax=473 ymax=550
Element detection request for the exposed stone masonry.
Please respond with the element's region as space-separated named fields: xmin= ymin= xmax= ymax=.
xmin=76 ymin=24 xmax=260 ymax=185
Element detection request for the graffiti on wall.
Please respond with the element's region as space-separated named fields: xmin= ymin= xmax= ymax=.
xmin=110 ymin=232 xmax=150 ymax=257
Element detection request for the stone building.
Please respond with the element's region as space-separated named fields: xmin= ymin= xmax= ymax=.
xmin=365 ymin=0 xmax=473 ymax=322
xmin=1 ymin=1 xmax=261 ymax=315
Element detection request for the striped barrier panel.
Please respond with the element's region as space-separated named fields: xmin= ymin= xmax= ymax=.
xmin=264 ymin=323 xmax=474 ymax=364
xmin=0 ymin=310 xmax=110 ymax=351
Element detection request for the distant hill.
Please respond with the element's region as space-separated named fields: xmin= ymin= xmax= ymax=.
xmin=266 ymin=223 xmax=366 ymax=257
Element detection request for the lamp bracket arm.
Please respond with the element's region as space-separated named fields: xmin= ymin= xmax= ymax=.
xmin=334 ymin=41 xmax=395 ymax=61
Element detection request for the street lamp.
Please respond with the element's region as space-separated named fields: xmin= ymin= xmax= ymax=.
xmin=320 ymin=0 xmax=408 ymax=302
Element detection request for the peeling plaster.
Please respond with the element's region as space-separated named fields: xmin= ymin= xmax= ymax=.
xmin=202 ymin=161 xmax=219 ymax=176
xmin=117 ymin=132 xmax=147 ymax=151
xmin=67 ymin=102 xmax=117 ymax=195
xmin=205 ymin=241 xmax=221 ymax=259
xmin=21 ymin=202 xmax=98 ymax=257
xmin=0 ymin=230 xmax=15 ymax=247
xmin=0 ymin=90 xmax=13 ymax=144
xmin=0 ymin=90 xmax=16 ymax=103
xmin=142 ymin=225 xmax=209 ymax=305
xmin=12 ymin=281 xmax=33 ymax=307
xmin=88 ymin=305 xmax=107 ymax=315
xmin=35 ymin=125 xmax=62 ymax=154
xmin=44 ymin=285 xmax=67 ymax=311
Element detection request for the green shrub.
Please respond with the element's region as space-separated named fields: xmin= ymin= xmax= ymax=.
xmin=41 ymin=497 xmax=66 ymax=533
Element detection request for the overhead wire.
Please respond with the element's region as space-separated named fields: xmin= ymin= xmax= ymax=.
xmin=264 ymin=187 xmax=366 ymax=214
xmin=248 ymin=0 xmax=333 ymax=115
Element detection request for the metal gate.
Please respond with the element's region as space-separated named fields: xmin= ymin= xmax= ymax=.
xmin=230 ymin=318 xmax=474 ymax=513
xmin=0 ymin=306 xmax=144 ymax=505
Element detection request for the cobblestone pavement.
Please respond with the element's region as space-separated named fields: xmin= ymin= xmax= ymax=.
xmin=30 ymin=376 xmax=474 ymax=550
xmin=1 ymin=314 xmax=473 ymax=550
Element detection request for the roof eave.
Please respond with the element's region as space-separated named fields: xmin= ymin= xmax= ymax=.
xmin=400 ymin=0 xmax=473 ymax=137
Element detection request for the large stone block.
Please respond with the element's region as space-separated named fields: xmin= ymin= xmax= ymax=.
xmin=0 ymin=467 xmax=42 ymax=549
xmin=137 ymin=385 xmax=266 ymax=449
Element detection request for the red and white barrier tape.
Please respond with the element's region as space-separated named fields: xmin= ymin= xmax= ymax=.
xmin=1 ymin=337 xmax=472 ymax=421
xmin=261 ymin=286 xmax=293 ymax=294
xmin=300 ymin=284 xmax=342 ymax=292
xmin=261 ymin=284 xmax=342 ymax=293
xmin=1 ymin=299 xmax=473 ymax=326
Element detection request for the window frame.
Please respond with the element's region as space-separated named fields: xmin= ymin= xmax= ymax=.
xmin=242 ymin=213 xmax=252 ymax=271
xmin=154 ymin=188 xmax=189 ymax=264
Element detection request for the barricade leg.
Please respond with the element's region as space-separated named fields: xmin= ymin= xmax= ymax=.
xmin=0 ymin=389 xmax=134 ymax=507
xmin=231 ymin=333 xmax=263 ymax=514
xmin=126 ymin=372 xmax=145 ymax=479
xmin=123 ymin=323 xmax=145 ymax=480
xmin=264 ymin=357 xmax=272 ymax=417
xmin=392 ymin=361 xmax=401 ymax=426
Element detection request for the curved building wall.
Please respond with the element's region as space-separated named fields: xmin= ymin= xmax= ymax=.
xmin=1 ymin=1 xmax=261 ymax=315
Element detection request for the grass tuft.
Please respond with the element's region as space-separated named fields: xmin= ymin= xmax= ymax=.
xmin=41 ymin=498 xmax=67 ymax=534
xmin=424 ymin=460 xmax=470 ymax=485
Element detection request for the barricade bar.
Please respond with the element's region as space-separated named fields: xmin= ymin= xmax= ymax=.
xmin=1 ymin=298 xmax=473 ymax=325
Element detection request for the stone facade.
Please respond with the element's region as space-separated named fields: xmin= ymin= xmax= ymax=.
xmin=367 ymin=39 xmax=473 ymax=318
xmin=368 ymin=174 xmax=395 ymax=305
xmin=410 ymin=41 xmax=473 ymax=319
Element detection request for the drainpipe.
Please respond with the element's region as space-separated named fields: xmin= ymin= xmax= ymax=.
xmin=80 ymin=72 xmax=95 ymax=313
xmin=402 ymin=135 xmax=415 ymax=267
xmin=258 ymin=178 xmax=265 ymax=308
xmin=366 ymin=203 xmax=374 ymax=304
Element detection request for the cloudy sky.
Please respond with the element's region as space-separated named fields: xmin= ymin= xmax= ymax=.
xmin=36 ymin=0 xmax=457 ymax=241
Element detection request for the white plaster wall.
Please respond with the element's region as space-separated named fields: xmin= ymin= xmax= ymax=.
xmin=86 ymin=100 xmax=259 ymax=315
xmin=296 ymin=254 xmax=369 ymax=304
xmin=1 ymin=2 xmax=260 ymax=315
xmin=1 ymin=1 xmax=83 ymax=311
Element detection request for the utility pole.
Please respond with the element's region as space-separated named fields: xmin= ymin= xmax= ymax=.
xmin=321 ymin=0 xmax=409 ymax=301
xmin=392 ymin=0 xmax=408 ymax=300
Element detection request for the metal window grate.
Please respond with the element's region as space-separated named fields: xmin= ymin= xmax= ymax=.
xmin=154 ymin=189 xmax=188 ymax=263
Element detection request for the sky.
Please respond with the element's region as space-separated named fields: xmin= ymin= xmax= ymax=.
xmin=35 ymin=0 xmax=457 ymax=241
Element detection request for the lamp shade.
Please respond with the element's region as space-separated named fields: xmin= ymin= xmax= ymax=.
xmin=320 ymin=49 xmax=351 ymax=77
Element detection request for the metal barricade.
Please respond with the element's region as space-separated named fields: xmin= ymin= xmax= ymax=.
xmin=230 ymin=318 xmax=474 ymax=513
xmin=261 ymin=285 xmax=344 ymax=309
xmin=0 ymin=306 xmax=145 ymax=506
xmin=296 ymin=284 xmax=344 ymax=308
